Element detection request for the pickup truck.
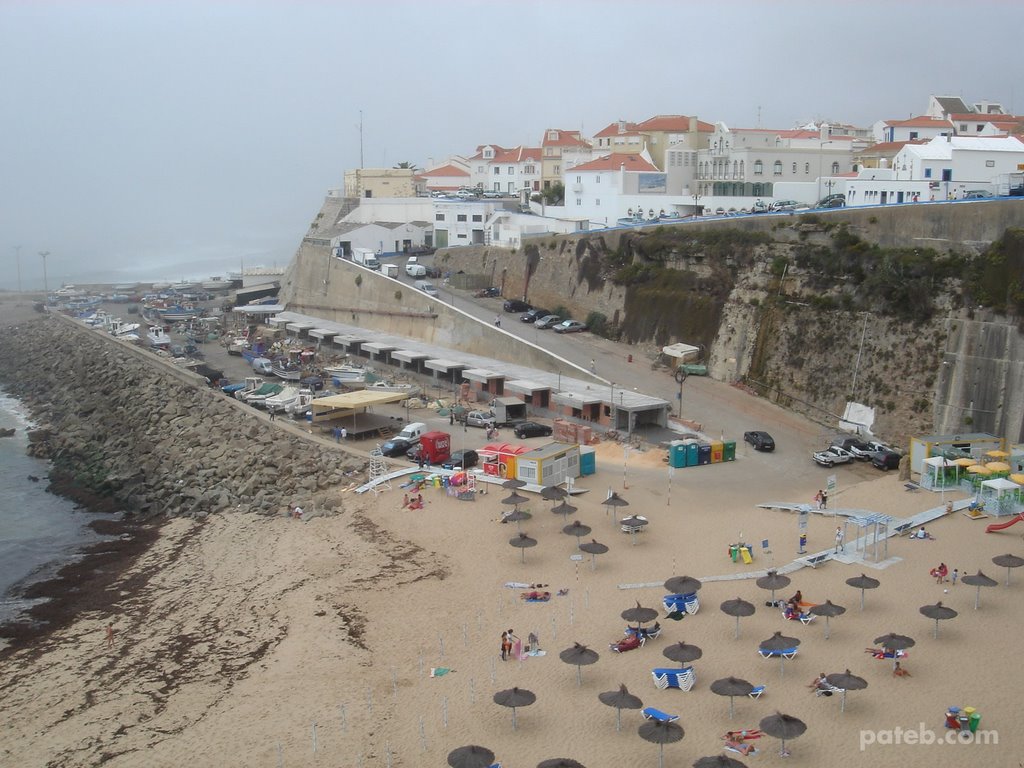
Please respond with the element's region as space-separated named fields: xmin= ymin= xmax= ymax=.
xmin=833 ymin=437 xmax=874 ymax=460
xmin=812 ymin=446 xmax=855 ymax=467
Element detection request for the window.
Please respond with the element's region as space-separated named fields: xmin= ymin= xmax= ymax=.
xmin=554 ymin=165 xmax=560 ymax=174
xmin=958 ymin=124 xmax=967 ymax=132
xmin=924 ymin=168 xmax=932 ymax=178
xmin=494 ymin=167 xmax=500 ymax=175
xmin=909 ymin=132 xmax=918 ymax=140
xmin=435 ymin=213 xmax=445 ymax=221
xmin=986 ymin=159 xmax=995 ymax=167
xmin=457 ymin=214 xmax=467 ymax=222
xmin=596 ymin=175 xmax=601 ymax=183
xmin=576 ymin=176 xmax=581 ymax=183
xmin=576 ymin=198 xmax=581 ymax=206
xmin=976 ymin=125 xmax=984 ymax=132
xmin=773 ymin=161 xmax=782 ymax=176
xmin=792 ymin=163 xmax=797 ymax=173
xmin=805 ymin=163 xmax=810 ymax=174
xmin=754 ymin=160 xmax=763 ymax=175
xmin=831 ymin=162 xmax=840 ymax=174
xmin=507 ymin=166 xmax=514 ymax=174
xmin=595 ymin=199 xmax=600 ymax=206
xmin=472 ymin=214 xmax=482 ymax=222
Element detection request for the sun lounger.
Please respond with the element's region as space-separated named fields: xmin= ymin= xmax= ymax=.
xmin=781 ymin=607 xmax=815 ymax=625
xmin=724 ymin=742 xmax=758 ymax=757
xmin=642 ymin=707 xmax=679 ymax=723
xmin=815 ymin=682 xmax=843 ymax=697
xmin=626 ymin=622 xmax=661 ymax=640
xmin=865 ymin=647 xmax=908 ymax=660
xmin=662 ymin=592 xmax=700 ymax=616
xmin=758 ymin=647 xmax=798 ymax=660
xmin=651 ymin=667 xmax=696 ymax=691
xmin=747 ymin=685 xmax=766 ymax=699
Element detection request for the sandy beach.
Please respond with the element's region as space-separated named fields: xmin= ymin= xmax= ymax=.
xmin=0 ymin=295 xmax=1021 ymax=767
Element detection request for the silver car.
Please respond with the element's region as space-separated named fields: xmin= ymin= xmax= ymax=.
xmin=460 ymin=410 xmax=496 ymax=428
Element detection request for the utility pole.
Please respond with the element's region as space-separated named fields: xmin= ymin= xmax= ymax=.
xmin=39 ymin=251 xmax=50 ymax=293
xmin=14 ymin=246 xmax=22 ymax=292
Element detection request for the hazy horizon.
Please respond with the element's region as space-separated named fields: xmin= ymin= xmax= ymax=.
xmin=3 ymin=0 xmax=1022 ymax=289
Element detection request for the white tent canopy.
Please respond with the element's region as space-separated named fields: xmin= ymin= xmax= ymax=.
xmin=923 ymin=455 xmax=957 ymax=488
xmin=981 ymin=478 xmax=1021 ymax=497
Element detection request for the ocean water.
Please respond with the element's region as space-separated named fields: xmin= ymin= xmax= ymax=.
xmin=0 ymin=391 xmax=111 ymax=625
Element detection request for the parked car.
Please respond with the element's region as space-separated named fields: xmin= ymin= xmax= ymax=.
xmin=503 ymin=299 xmax=531 ymax=313
xmin=816 ymin=198 xmax=846 ymax=209
xmin=457 ymin=410 xmax=496 ymax=429
xmin=743 ymin=431 xmax=775 ymax=452
xmin=833 ymin=437 xmax=874 ymax=460
xmin=534 ymin=314 xmax=562 ymax=329
xmin=770 ymin=199 xmax=801 ymax=211
xmin=379 ymin=437 xmax=414 ymax=457
xmin=481 ymin=190 xmax=504 ymax=199
xmin=474 ymin=287 xmax=500 ymax=298
xmin=455 ymin=189 xmax=478 ymax=200
xmin=520 ymin=308 xmax=550 ymax=323
xmin=963 ymin=189 xmax=994 ymax=199
xmin=514 ymin=421 xmax=553 ymax=439
xmin=871 ymin=449 xmax=902 ymax=471
xmin=414 ymin=280 xmax=439 ymax=297
xmin=553 ymin=320 xmax=588 ymax=334
xmin=444 ymin=449 xmax=479 ymax=469
xmin=812 ymin=446 xmax=855 ymax=467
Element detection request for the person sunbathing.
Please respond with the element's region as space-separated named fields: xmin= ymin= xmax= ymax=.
xmin=807 ymin=672 xmax=829 ymax=691
xmin=610 ymin=634 xmax=642 ymax=653
xmin=521 ymin=591 xmax=551 ymax=601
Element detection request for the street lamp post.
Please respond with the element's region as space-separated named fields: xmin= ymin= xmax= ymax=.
xmin=38 ymin=251 xmax=50 ymax=293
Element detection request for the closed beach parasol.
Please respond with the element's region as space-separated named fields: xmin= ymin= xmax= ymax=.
xmin=622 ymin=600 xmax=659 ymax=627
xmin=541 ymin=485 xmax=568 ymax=501
xmin=598 ymin=683 xmax=644 ymax=731
xmin=873 ymin=632 xmax=915 ymax=671
xmin=563 ymin=520 xmax=592 ymax=546
xmin=509 ymin=532 xmax=537 ymax=563
xmin=758 ymin=631 xmax=800 ymax=677
xmin=551 ymin=500 xmax=578 ymax=520
xmin=962 ymin=569 xmax=998 ymax=609
xmin=824 ymin=669 xmax=868 ymax=713
xmin=664 ymin=575 xmax=702 ymax=595
xmin=693 ymin=756 xmax=748 ymax=768
xmin=537 ymin=760 xmax=586 ymax=768
xmin=559 ymin=642 xmax=600 ymax=686
xmin=808 ymin=599 xmax=846 ymax=640
xmin=502 ymin=508 xmax=531 ymax=531
xmin=758 ymin=712 xmax=806 ymax=757
xmin=919 ymin=601 xmax=958 ymax=638
xmin=710 ymin=676 xmax=754 ymax=719
xmin=846 ymin=573 xmax=881 ymax=610
xmin=448 ymin=745 xmax=496 ymax=768
xmin=638 ymin=717 xmax=684 ymax=768
xmin=992 ymin=553 xmax=1024 ymax=585
xmin=502 ymin=478 xmax=527 ymax=490
xmin=493 ymin=686 xmax=536 ymax=730
xmin=755 ymin=570 xmax=791 ymax=606
xmin=662 ymin=640 xmax=703 ymax=664
xmin=720 ymin=597 xmax=755 ymax=639
xmin=579 ymin=539 xmax=608 ymax=570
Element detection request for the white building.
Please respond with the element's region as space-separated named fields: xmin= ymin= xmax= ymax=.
xmin=467 ymin=145 xmax=543 ymax=195
xmin=871 ymin=115 xmax=953 ymax=143
xmin=892 ymin=135 xmax=1024 ymax=197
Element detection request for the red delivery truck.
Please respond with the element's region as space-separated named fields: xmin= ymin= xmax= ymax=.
xmin=412 ymin=431 xmax=451 ymax=465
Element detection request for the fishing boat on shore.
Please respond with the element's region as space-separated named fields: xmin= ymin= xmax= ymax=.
xmin=147 ymin=326 xmax=172 ymax=348
xmin=271 ymin=359 xmax=303 ymax=381
xmin=265 ymin=385 xmax=301 ymax=413
xmin=323 ymin=363 xmax=369 ymax=384
xmin=358 ymin=380 xmax=422 ymax=397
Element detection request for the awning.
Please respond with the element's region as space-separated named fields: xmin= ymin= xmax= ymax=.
xmin=553 ymin=391 xmax=602 ymax=407
xmin=310 ymin=390 xmax=409 ymax=413
xmin=392 ymin=349 xmax=430 ymax=364
xmin=506 ymin=379 xmax=551 ymax=395
xmin=231 ymin=304 xmax=284 ymax=316
xmin=362 ymin=342 xmax=397 ymax=355
xmin=462 ymin=368 xmax=505 ymax=383
xmin=308 ymin=328 xmax=338 ymax=340
xmin=425 ymin=358 xmax=466 ymax=373
xmin=286 ymin=322 xmax=315 ymax=333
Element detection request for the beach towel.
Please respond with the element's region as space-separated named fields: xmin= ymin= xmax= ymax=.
xmin=430 ymin=667 xmax=452 ymax=677
xmin=513 ymin=640 xmax=526 ymax=660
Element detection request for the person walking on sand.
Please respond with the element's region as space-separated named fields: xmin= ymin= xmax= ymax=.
xmin=835 ymin=525 xmax=844 ymax=553
xmin=820 ymin=489 xmax=828 ymax=509
xmin=269 ymin=409 xmax=276 ymax=422
xmin=814 ymin=490 xmax=823 ymax=510
xmin=590 ymin=359 xmax=596 ymax=373
xmin=501 ymin=630 xmax=512 ymax=661
xmin=951 ymin=568 xmax=959 ymax=587
xmin=106 ymin=623 xmax=115 ymax=648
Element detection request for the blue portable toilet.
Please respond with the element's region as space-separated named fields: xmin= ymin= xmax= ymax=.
xmin=685 ymin=442 xmax=699 ymax=467
xmin=697 ymin=442 xmax=712 ymax=466
xmin=669 ymin=441 xmax=687 ymax=469
xmin=580 ymin=445 xmax=597 ymax=476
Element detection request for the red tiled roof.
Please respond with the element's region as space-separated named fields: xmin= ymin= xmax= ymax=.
xmin=858 ymin=140 xmax=925 ymax=155
xmin=594 ymin=121 xmax=640 ymax=138
xmin=884 ymin=116 xmax=952 ymax=128
xmin=570 ymin=153 xmax=659 ymax=173
xmin=541 ymin=129 xmax=590 ymax=147
xmin=635 ymin=114 xmax=714 ymax=133
xmin=420 ymin=164 xmax=470 ymax=177
xmin=492 ymin=146 xmax=542 ymax=163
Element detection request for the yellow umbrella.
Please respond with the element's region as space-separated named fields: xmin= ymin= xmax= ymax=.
xmin=986 ymin=462 xmax=1011 ymax=472
xmin=966 ymin=465 xmax=992 ymax=475
xmin=1010 ymin=474 xmax=1024 ymax=485
xmin=986 ymin=450 xmax=1010 ymax=459
xmin=953 ymin=458 xmax=976 ymax=467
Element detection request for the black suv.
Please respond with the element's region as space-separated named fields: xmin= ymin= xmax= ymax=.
xmin=871 ymin=450 xmax=901 ymax=471
xmin=743 ymin=431 xmax=775 ymax=452
xmin=503 ymin=299 xmax=531 ymax=313
xmin=520 ymin=308 xmax=550 ymax=323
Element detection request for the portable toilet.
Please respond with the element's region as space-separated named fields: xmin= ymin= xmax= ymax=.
xmin=697 ymin=442 xmax=712 ymax=466
xmin=685 ymin=441 xmax=699 ymax=467
xmin=723 ymin=440 xmax=736 ymax=461
xmin=580 ymin=445 xmax=597 ymax=476
xmin=669 ymin=441 xmax=687 ymax=469
xmin=710 ymin=440 xmax=724 ymax=463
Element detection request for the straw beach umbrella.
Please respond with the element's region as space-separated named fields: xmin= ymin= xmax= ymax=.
xmin=991 ymin=553 xmax=1024 ymax=585
xmin=493 ymin=686 xmax=536 ymax=730
xmin=962 ymin=570 xmax=998 ymax=609
xmin=824 ymin=669 xmax=868 ymax=713
xmin=502 ymin=491 xmax=530 ymax=511
xmin=579 ymin=539 xmax=608 ymax=570
xmin=622 ymin=601 xmax=659 ymax=628
xmin=664 ymin=575 xmax=702 ymax=596
xmin=603 ymin=491 xmax=629 ymax=519
xmin=755 ymin=570 xmax=791 ymax=606
xmin=710 ymin=676 xmax=754 ymax=719
xmin=559 ymin=642 xmax=600 ymax=686
xmin=662 ymin=640 xmax=703 ymax=665
xmin=720 ymin=597 xmax=755 ymax=639
xmin=563 ymin=520 xmax=592 ymax=547
xmin=808 ymin=599 xmax=846 ymax=640
xmin=693 ymin=756 xmax=747 ymax=768
xmin=502 ymin=478 xmax=527 ymax=490
xmin=537 ymin=760 xmax=586 ymax=768
xmin=509 ymin=532 xmax=537 ymax=563
xmin=758 ymin=712 xmax=806 ymax=757
xmin=502 ymin=508 xmax=531 ymax=532
xmin=448 ymin=745 xmax=496 ymax=768
xmin=598 ymin=683 xmax=643 ymax=731
xmin=541 ymin=485 xmax=568 ymax=502
xmin=919 ymin=601 xmax=958 ymax=638
xmin=551 ymin=500 xmax=578 ymax=520
xmin=638 ymin=717 xmax=684 ymax=768
xmin=620 ymin=515 xmax=649 ymax=545
xmin=846 ymin=573 xmax=880 ymax=610
xmin=873 ymin=632 xmax=915 ymax=671
xmin=758 ymin=631 xmax=800 ymax=677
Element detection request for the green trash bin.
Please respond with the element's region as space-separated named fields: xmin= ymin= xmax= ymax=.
xmin=724 ymin=441 xmax=736 ymax=461
xmin=730 ymin=545 xmax=739 ymax=562
xmin=968 ymin=712 xmax=981 ymax=733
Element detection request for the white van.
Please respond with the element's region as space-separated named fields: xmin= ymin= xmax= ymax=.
xmin=397 ymin=422 xmax=427 ymax=444
xmin=252 ymin=357 xmax=274 ymax=375
xmin=415 ymin=280 xmax=439 ymax=297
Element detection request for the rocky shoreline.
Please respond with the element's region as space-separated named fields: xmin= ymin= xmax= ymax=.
xmin=0 ymin=311 xmax=366 ymax=651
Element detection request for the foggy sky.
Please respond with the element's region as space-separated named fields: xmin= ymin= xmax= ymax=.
xmin=2 ymin=0 xmax=1021 ymax=289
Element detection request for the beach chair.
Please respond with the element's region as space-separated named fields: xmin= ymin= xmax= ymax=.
xmin=620 ymin=515 xmax=648 ymax=534
xmin=627 ymin=622 xmax=662 ymax=641
xmin=642 ymin=707 xmax=679 ymax=723
xmin=747 ymin=685 xmax=766 ymax=699
xmin=651 ymin=667 xmax=696 ymax=691
xmin=815 ymin=682 xmax=844 ymax=697
xmin=865 ymin=647 xmax=908 ymax=660
xmin=662 ymin=593 xmax=699 ymax=617
xmin=758 ymin=647 xmax=798 ymax=660
xmin=781 ymin=606 xmax=815 ymax=625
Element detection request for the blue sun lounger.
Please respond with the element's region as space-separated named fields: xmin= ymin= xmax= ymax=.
xmin=757 ymin=647 xmax=798 ymax=659
xmin=652 ymin=667 xmax=696 ymax=691
xmin=663 ymin=592 xmax=700 ymax=616
xmin=642 ymin=707 xmax=679 ymax=723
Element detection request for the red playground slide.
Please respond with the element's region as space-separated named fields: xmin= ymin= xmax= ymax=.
xmin=986 ymin=513 xmax=1024 ymax=533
